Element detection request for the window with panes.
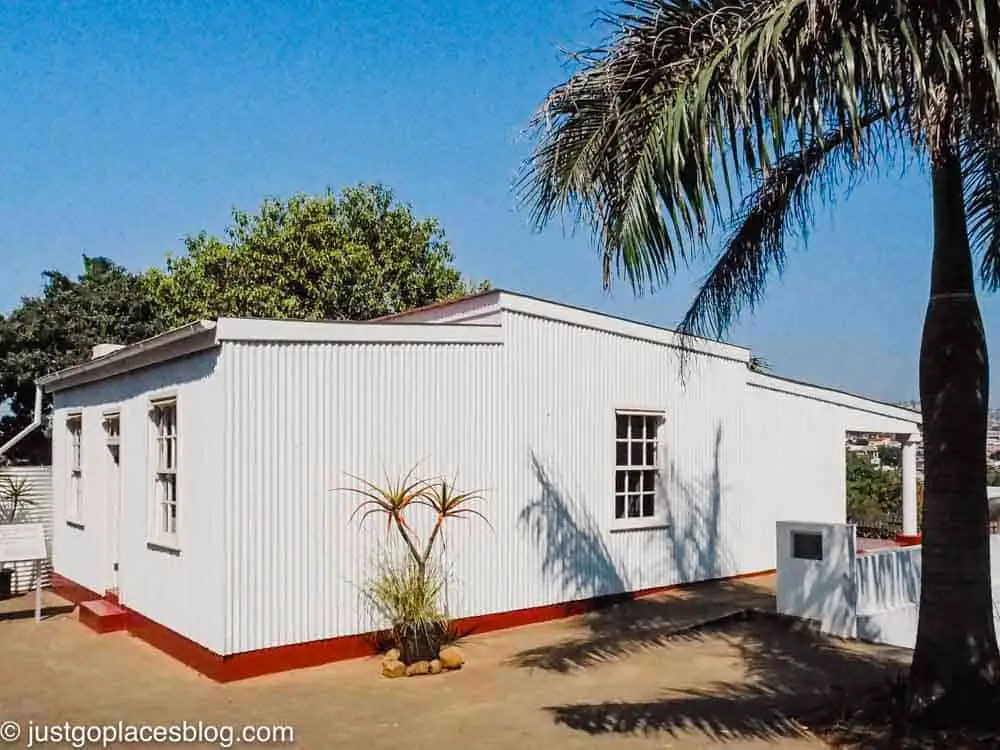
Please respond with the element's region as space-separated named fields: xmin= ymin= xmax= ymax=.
xmin=67 ymin=414 xmax=83 ymax=522
xmin=614 ymin=412 xmax=663 ymax=520
xmin=150 ymin=400 xmax=178 ymax=542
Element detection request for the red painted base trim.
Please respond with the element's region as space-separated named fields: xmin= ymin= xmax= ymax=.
xmin=895 ymin=533 xmax=923 ymax=546
xmin=449 ymin=568 xmax=777 ymax=638
xmin=50 ymin=573 xmax=102 ymax=606
xmin=53 ymin=568 xmax=775 ymax=683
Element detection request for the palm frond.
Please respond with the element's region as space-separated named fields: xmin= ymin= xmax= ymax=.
xmin=677 ymin=110 xmax=899 ymax=345
xmin=962 ymin=134 xmax=1000 ymax=291
xmin=519 ymin=0 xmax=1000 ymax=326
xmin=518 ymin=0 xmax=903 ymax=297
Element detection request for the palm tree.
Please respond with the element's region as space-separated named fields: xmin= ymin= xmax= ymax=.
xmin=519 ymin=0 xmax=1000 ymax=726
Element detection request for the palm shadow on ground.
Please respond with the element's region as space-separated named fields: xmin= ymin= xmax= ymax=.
xmin=544 ymin=614 xmax=916 ymax=745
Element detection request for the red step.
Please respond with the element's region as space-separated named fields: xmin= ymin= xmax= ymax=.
xmin=79 ymin=599 xmax=127 ymax=634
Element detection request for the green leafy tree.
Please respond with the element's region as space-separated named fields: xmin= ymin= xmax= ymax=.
xmin=877 ymin=444 xmax=902 ymax=468
xmin=520 ymin=0 xmax=1000 ymax=723
xmin=846 ymin=452 xmax=902 ymax=524
xmin=145 ymin=184 xmax=489 ymax=327
xmin=0 ymin=256 xmax=166 ymax=463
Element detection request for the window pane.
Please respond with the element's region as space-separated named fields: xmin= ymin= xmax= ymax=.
xmin=616 ymin=415 xmax=628 ymax=439
xmin=614 ymin=494 xmax=625 ymax=519
xmin=627 ymin=471 xmax=640 ymax=492
xmin=615 ymin=471 xmax=626 ymax=492
xmin=627 ymin=493 xmax=641 ymax=518
xmin=645 ymin=442 xmax=656 ymax=465
xmin=616 ymin=441 xmax=628 ymax=466
xmin=642 ymin=470 xmax=656 ymax=493
xmin=630 ymin=415 xmax=644 ymax=440
xmin=630 ymin=442 xmax=643 ymax=466
xmin=641 ymin=493 xmax=655 ymax=517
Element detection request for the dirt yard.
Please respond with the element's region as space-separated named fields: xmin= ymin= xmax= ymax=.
xmin=0 ymin=576 xmax=912 ymax=749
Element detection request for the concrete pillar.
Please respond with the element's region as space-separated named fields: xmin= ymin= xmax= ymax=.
xmin=901 ymin=434 xmax=919 ymax=537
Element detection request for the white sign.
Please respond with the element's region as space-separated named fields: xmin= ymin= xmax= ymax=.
xmin=0 ymin=523 xmax=46 ymax=562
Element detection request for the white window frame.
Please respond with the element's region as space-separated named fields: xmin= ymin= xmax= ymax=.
xmin=148 ymin=397 xmax=179 ymax=550
xmin=102 ymin=411 xmax=121 ymax=445
xmin=611 ymin=409 xmax=668 ymax=531
xmin=66 ymin=413 xmax=84 ymax=526
xmin=103 ymin=410 xmax=121 ymax=462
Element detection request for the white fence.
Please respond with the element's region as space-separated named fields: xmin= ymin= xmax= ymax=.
xmin=776 ymin=521 xmax=1000 ymax=649
xmin=1 ymin=466 xmax=53 ymax=596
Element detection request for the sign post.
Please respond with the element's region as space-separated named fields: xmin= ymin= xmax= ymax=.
xmin=0 ymin=523 xmax=47 ymax=622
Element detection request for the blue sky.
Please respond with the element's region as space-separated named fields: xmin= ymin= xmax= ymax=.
xmin=0 ymin=0 xmax=990 ymax=404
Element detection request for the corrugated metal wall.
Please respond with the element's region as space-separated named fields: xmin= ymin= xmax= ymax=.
xmin=496 ymin=311 xmax=750 ymax=611
xmin=2 ymin=465 xmax=53 ymax=595
xmin=51 ymin=350 xmax=227 ymax=652
xmin=221 ymin=313 xmax=762 ymax=654
xmin=744 ymin=380 xmax=920 ymax=557
xmin=222 ymin=340 xmax=504 ymax=654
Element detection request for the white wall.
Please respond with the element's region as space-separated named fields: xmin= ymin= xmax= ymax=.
xmin=775 ymin=521 xmax=858 ymax=638
xmin=1 ymin=465 xmax=53 ymax=595
xmin=220 ymin=309 xmax=921 ymax=656
xmin=220 ymin=339 xmax=504 ymax=655
xmin=856 ymin=538 xmax=1000 ymax=648
xmin=777 ymin=523 xmax=1000 ymax=650
xmin=497 ymin=310 xmax=750 ymax=610
xmin=745 ymin=378 xmax=919 ymax=570
xmin=219 ymin=311 xmax=757 ymax=655
xmin=51 ymin=350 xmax=226 ymax=652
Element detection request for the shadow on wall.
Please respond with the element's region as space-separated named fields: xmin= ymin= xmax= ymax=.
xmin=510 ymin=424 xmax=752 ymax=673
xmin=518 ymin=453 xmax=630 ymax=601
xmin=518 ymin=424 xmax=732 ymax=605
xmin=658 ymin=423 xmax=733 ymax=584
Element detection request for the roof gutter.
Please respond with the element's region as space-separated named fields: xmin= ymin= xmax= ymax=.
xmin=0 ymin=384 xmax=43 ymax=461
xmin=38 ymin=320 xmax=218 ymax=392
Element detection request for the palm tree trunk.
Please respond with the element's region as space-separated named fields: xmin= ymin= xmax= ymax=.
xmin=908 ymin=143 xmax=1000 ymax=725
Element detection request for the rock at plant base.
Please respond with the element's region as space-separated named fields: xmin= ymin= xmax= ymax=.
xmin=439 ymin=647 xmax=464 ymax=670
xmin=383 ymin=648 xmax=401 ymax=662
xmin=382 ymin=660 xmax=406 ymax=678
xmin=405 ymin=660 xmax=431 ymax=677
xmin=429 ymin=659 xmax=443 ymax=674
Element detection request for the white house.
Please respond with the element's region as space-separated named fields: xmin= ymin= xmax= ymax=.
xmin=37 ymin=289 xmax=921 ymax=680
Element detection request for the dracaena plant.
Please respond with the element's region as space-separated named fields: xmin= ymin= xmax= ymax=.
xmin=342 ymin=463 xmax=490 ymax=576
xmin=0 ymin=474 xmax=33 ymax=525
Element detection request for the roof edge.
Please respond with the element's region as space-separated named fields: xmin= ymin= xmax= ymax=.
xmin=214 ymin=317 xmax=503 ymax=344
xmin=493 ymin=290 xmax=751 ymax=362
xmin=748 ymin=370 xmax=922 ymax=425
xmin=38 ymin=320 xmax=218 ymax=392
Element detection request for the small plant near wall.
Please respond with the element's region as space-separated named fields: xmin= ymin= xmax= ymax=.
xmin=0 ymin=472 xmax=35 ymax=600
xmin=339 ymin=464 xmax=490 ymax=676
xmin=0 ymin=473 xmax=34 ymax=524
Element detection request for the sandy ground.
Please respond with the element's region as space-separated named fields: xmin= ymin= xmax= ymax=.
xmin=0 ymin=576 xmax=912 ymax=749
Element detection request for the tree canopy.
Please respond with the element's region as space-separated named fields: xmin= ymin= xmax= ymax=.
xmin=144 ymin=184 xmax=488 ymax=327
xmin=0 ymin=256 xmax=165 ymax=463
xmin=0 ymin=184 xmax=487 ymax=464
